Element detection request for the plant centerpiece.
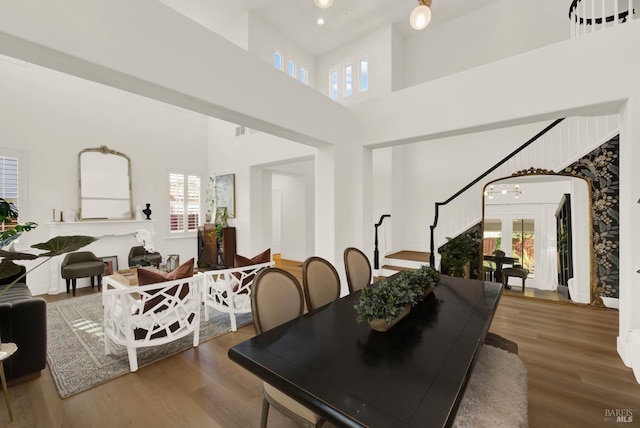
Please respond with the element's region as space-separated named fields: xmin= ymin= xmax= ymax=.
xmin=354 ymin=265 xmax=439 ymax=332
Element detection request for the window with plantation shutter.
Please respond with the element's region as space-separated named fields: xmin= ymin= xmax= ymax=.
xmin=187 ymin=175 xmax=200 ymax=230
xmin=169 ymin=172 xmax=201 ymax=233
xmin=0 ymin=156 xmax=19 ymax=225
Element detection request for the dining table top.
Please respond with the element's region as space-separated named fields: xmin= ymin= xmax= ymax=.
xmin=228 ymin=274 xmax=503 ymax=428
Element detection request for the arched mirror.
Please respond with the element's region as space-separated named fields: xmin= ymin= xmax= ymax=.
xmin=481 ymin=168 xmax=603 ymax=307
xmin=78 ymin=146 xmax=133 ymax=220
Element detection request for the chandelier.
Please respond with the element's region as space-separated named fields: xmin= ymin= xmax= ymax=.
xmin=484 ymin=184 xmax=523 ymax=200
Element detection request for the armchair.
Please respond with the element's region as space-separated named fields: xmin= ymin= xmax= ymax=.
xmin=103 ymin=270 xmax=203 ymax=372
xmin=201 ymin=261 xmax=274 ymax=332
xmin=128 ymin=246 xmax=162 ymax=267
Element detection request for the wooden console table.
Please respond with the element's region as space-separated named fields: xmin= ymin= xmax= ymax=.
xmin=197 ymin=225 xmax=236 ymax=268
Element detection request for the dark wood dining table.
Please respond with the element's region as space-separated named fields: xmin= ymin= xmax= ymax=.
xmin=228 ymin=275 xmax=503 ymax=428
xmin=483 ymin=255 xmax=519 ymax=284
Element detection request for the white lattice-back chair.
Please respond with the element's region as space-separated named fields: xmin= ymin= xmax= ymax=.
xmin=103 ymin=274 xmax=204 ymax=372
xmin=202 ymin=261 xmax=274 ymax=332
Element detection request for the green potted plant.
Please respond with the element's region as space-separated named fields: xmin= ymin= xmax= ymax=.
xmin=0 ymin=199 xmax=97 ymax=297
xmin=354 ymin=265 xmax=439 ymax=331
xmin=439 ymin=234 xmax=479 ymax=278
xmin=214 ymin=207 xmax=229 ymax=242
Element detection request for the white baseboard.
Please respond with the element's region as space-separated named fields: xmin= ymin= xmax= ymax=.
xmin=618 ymin=335 xmax=632 ymax=368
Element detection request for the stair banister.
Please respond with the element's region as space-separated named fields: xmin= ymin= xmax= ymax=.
xmin=429 ymin=118 xmax=566 ymax=268
xmin=374 ymin=214 xmax=391 ymax=270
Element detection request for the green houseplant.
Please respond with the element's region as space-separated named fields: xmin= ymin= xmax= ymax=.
xmin=354 ymin=265 xmax=439 ymax=331
xmin=0 ymin=199 xmax=97 ymax=297
xmin=439 ymin=234 xmax=479 ymax=277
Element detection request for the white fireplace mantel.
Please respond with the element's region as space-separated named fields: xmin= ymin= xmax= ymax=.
xmin=47 ymin=219 xmax=156 ymax=294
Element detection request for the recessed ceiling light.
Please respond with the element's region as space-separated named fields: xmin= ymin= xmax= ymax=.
xmin=317 ymin=18 xmax=325 ymax=25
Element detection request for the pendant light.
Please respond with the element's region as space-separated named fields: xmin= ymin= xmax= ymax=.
xmin=313 ymin=0 xmax=334 ymax=9
xmin=410 ymin=0 xmax=432 ymax=30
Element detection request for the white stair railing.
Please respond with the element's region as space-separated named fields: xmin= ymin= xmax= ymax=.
xmin=570 ymin=0 xmax=637 ymax=38
xmin=432 ymin=115 xmax=619 ymax=265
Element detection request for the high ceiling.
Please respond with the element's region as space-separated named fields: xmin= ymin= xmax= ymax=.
xmin=237 ymin=0 xmax=501 ymax=57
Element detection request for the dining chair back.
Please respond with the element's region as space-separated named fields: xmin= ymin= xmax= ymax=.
xmin=302 ymin=256 xmax=341 ymax=311
xmin=343 ymin=247 xmax=372 ymax=293
xmin=251 ymin=267 xmax=325 ymax=428
xmin=251 ymin=267 xmax=304 ymax=334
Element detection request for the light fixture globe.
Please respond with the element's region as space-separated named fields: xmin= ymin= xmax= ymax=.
xmin=410 ymin=0 xmax=432 ymax=30
xmin=313 ymin=0 xmax=334 ymax=9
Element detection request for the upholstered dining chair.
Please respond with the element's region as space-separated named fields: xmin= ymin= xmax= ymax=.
xmin=343 ymin=247 xmax=372 ymax=293
xmin=302 ymin=256 xmax=341 ymax=312
xmin=251 ymin=267 xmax=326 ymax=428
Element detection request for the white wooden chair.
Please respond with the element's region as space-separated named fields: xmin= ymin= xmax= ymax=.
xmin=103 ymin=274 xmax=204 ymax=372
xmin=201 ymin=261 xmax=274 ymax=332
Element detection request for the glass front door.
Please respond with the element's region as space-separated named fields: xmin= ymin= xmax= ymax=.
xmin=512 ymin=218 xmax=535 ymax=277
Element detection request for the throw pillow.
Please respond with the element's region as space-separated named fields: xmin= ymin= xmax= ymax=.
xmin=233 ymin=249 xmax=271 ymax=291
xmin=234 ymin=248 xmax=271 ymax=268
xmin=137 ymin=258 xmax=194 ymax=313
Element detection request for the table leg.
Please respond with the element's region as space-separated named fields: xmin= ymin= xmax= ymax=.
xmin=0 ymin=361 xmax=13 ymax=422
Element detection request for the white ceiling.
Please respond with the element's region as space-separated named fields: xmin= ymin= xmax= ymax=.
xmin=242 ymin=0 xmax=501 ymax=57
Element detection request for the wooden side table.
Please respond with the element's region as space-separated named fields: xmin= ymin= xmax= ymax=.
xmin=0 ymin=342 xmax=17 ymax=422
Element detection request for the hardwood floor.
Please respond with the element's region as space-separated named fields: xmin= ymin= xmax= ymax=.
xmin=4 ymin=259 xmax=639 ymax=427
xmin=504 ymin=286 xmax=572 ymax=303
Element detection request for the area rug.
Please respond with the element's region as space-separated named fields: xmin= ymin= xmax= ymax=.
xmin=454 ymin=345 xmax=529 ymax=428
xmin=46 ymin=293 xmax=252 ymax=398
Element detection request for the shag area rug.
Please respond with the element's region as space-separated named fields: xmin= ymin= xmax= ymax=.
xmin=454 ymin=344 xmax=529 ymax=428
xmin=46 ymin=293 xmax=251 ymax=398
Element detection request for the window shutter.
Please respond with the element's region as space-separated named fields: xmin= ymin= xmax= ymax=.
xmin=169 ymin=173 xmax=184 ymax=232
xmin=169 ymin=172 xmax=201 ymax=232
xmin=0 ymin=156 xmax=19 ymax=225
xmin=187 ymin=175 xmax=201 ymax=231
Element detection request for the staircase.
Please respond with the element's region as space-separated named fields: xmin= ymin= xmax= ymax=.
xmin=372 ymin=114 xmax=619 ymax=278
xmin=377 ymin=250 xmax=430 ymax=278
xmin=431 ymin=115 xmax=619 ymax=265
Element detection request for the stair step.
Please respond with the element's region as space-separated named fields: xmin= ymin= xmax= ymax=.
xmin=381 ymin=265 xmax=415 ymax=272
xmin=386 ymin=251 xmax=430 ymax=262
xmin=381 ymin=251 xmax=430 ymax=270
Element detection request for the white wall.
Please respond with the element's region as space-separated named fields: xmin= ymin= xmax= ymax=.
xmin=317 ymin=25 xmax=394 ymax=106
xmin=395 ymin=122 xmax=550 ymax=252
xmin=0 ymin=58 xmax=208 ymax=295
xmin=570 ymin=177 xmax=591 ymax=304
xmin=272 ymin=173 xmax=306 ymax=261
xmin=158 ymin=0 xmax=249 ymax=50
xmin=206 ymin=118 xmax=316 ymax=258
xmin=248 ymin=14 xmax=317 ymax=89
xmin=403 ymin=0 xmax=569 ymax=87
xmin=390 ymin=26 xmax=404 ymax=92
xmin=372 ymin=147 xmax=393 ymax=257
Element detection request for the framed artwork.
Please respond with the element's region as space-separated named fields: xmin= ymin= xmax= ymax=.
xmin=100 ymin=255 xmax=118 ymax=276
xmin=215 ymin=173 xmax=236 ymax=218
